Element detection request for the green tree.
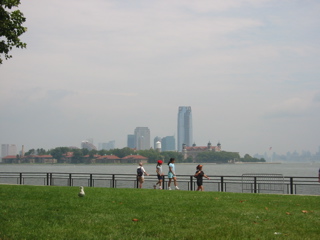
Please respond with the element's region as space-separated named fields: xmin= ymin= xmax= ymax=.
xmin=0 ymin=0 xmax=27 ymax=64
xmin=110 ymin=148 xmax=135 ymax=158
xmin=49 ymin=147 xmax=70 ymax=162
xmin=160 ymin=151 xmax=184 ymax=163
xmin=72 ymin=149 xmax=83 ymax=163
xmin=137 ymin=149 xmax=163 ymax=163
xmin=196 ymin=151 xmax=240 ymax=163
xmin=25 ymin=148 xmax=35 ymax=156
xmin=240 ymin=154 xmax=266 ymax=162
xmin=36 ymin=148 xmax=47 ymax=155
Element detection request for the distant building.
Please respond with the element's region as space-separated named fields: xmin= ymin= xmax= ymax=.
xmin=81 ymin=141 xmax=97 ymax=151
xmin=2 ymin=154 xmax=56 ymax=164
xmin=98 ymin=141 xmax=115 ymax=150
xmin=1 ymin=144 xmax=17 ymax=160
xmin=127 ymin=134 xmax=135 ymax=148
xmin=161 ymin=136 xmax=176 ymax=151
xmin=121 ymin=154 xmax=148 ymax=164
xmin=95 ymin=155 xmax=120 ymax=164
xmin=154 ymin=136 xmax=162 ymax=149
xmin=134 ymin=127 xmax=150 ymax=150
xmin=182 ymin=142 xmax=221 ymax=162
xmin=155 ymin=141 xmax=161 ymax=152
xmin=177 ymin=106 xmax=193 ymax=152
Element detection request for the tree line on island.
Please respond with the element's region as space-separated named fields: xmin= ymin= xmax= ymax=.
xmin=23 ymin=147 xmax=266 ymax=164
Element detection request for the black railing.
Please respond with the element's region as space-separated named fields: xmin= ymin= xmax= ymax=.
xmin=0 ymin=172 xmax=319 ymax=195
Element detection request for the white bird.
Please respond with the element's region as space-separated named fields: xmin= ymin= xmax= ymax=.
xmin=78 ymin=186 xmax=85 ymax=197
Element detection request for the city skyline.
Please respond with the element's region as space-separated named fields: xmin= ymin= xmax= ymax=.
xmin=1 ymin=1 xmax=319 ymax=157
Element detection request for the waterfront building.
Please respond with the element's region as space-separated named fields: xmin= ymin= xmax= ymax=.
xmin=161 ymin=136 xmax=176 ymax=151
xmin=121 ymin=154 xmax=148 ymax=164
xmin=2 ymin=154 xmax=56 ymax=164
xmin=177 ymin=106 xmax=193 ymax=152
xmin=95 ymin=155 xmax=120 ymax=164
xmin=1 ymin=144 xmax=17 ymax=159
xmin=182 ymin=142 xmax=221 ymax=162
xmin=134 ymin=127 xmax=150 ymax=150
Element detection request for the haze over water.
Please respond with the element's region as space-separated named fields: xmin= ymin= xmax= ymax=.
xmin=1 ymin=162 xmax=319 ymax=177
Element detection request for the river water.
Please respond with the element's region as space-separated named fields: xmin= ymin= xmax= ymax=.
xmin=0 ymin=162 xmax=319 ymax=177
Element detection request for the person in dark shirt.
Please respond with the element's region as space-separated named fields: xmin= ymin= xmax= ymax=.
xmin=194 ymin=164 xmax=210 ymax=191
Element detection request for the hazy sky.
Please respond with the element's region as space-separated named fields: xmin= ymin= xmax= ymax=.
xmin=1 ymin=0 xmax=320 ymax=157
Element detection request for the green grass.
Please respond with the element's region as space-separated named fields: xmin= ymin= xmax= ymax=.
xmin=0 ymin=185 xmax=319 ymax=240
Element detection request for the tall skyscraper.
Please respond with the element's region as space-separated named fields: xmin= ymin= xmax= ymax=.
xmin=134 ymin=127 xmax=150 ymax=150
xmin=177 ymin=106 xmax=193 ymax=152
xmin=127 ymin=134 xmax=135 ymax=148
xmin=162 ymin=136 xmax=176 ymax=152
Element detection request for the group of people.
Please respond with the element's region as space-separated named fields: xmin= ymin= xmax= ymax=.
xmin=136 ymin=158 xmax=210 ymax=191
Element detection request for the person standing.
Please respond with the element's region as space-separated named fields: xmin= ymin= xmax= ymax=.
xmin=194 ymin=165 xmax=210 ymax=191
xmin=154 ymin=160 xmax=164 ymax=189
xmin=137 ymin=162 xmax=149 ymax=188
xmin=168 ymin=158 xmax=179 ymax=190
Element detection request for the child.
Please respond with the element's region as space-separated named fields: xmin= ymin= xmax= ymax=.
xmin=154 ymin=160 xmax=164 ymax=189
xmin=168 ymin=158 xmax=179 ymax=190
xmin=194 ymin=164 xmax=210 ymax=191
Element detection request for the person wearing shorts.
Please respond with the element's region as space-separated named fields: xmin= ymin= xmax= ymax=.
xmin=154 ymin=160 xmax=164 ymax=189
xmin=194 ymin=164 xmax=210 ymax=191
xmin=137 ymin=162 xmax=149 ymax=188
xmin=167 ymin=158 xmax=179 ymax=190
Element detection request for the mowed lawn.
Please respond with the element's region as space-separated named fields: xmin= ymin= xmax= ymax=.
xmin=0 ymin=185 xmax=319 ymax=239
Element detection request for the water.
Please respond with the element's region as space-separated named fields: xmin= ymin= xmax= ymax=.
xmin=0 ymin=162 xmax=319 ymax=177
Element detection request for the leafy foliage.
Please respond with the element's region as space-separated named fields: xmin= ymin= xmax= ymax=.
xmin=240 ymin=153 xmax=266 ymax=162
xmin=196 ymin=151 xmax=241 ymax=163
xmin=0 ymin=0 xmax=27 ymax=64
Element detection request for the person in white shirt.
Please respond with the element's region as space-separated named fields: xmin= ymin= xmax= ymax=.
xmin=137 ymin=162 xmax=149 ymax=188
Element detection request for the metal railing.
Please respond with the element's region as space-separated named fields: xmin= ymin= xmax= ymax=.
xmin=0 ymin=172 xmax=319 ymax=195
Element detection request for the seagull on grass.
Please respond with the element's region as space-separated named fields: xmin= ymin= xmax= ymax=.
xmin=78 ymin=186 xmax=85 ymax=197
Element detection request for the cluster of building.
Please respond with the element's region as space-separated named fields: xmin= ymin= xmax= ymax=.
xmin=1 ymin=106 xmax=223 ymax=163
xmin=2 ymin=152 xmax=148 ymax=164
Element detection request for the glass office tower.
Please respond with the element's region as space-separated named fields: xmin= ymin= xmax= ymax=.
xmin=134 ymin=127 xmax=150 ymax=150
xmin=177 ymin=106 xmax=193 ymax=152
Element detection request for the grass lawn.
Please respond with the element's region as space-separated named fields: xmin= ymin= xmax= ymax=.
xmin=0 ymin=185 xmax=319 ymax=239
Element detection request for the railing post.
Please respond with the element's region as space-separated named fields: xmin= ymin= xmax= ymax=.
xmin=46 ymin=173 xmax=50 ymax=185
xmin=89 ymin=174 xmax=93 ymax=187
xmin=220 ymin=176 xmax=224 ymax=192
xmin=162 ymin=175 xmax=165 ymax=190
xmin=190 ymin=176 xmax=193 ymax=191
xmin=69 ymin=173 xmax=72 ymax=186
xmin=254 ymin=177 xmax=257 ymax=193
xmin=50 ymin=173 xmax=53 ymax=186
xmin=19 ymin=173 xmax=22 ymax=185
xmin=290 ymin=177 xmax=294 ymax=194
xmin=112 ymin=174 xmax=115 ymax=188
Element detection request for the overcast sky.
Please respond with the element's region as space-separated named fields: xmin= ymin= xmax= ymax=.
xmin=1 ymin=0 xmax=320 ymax=157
